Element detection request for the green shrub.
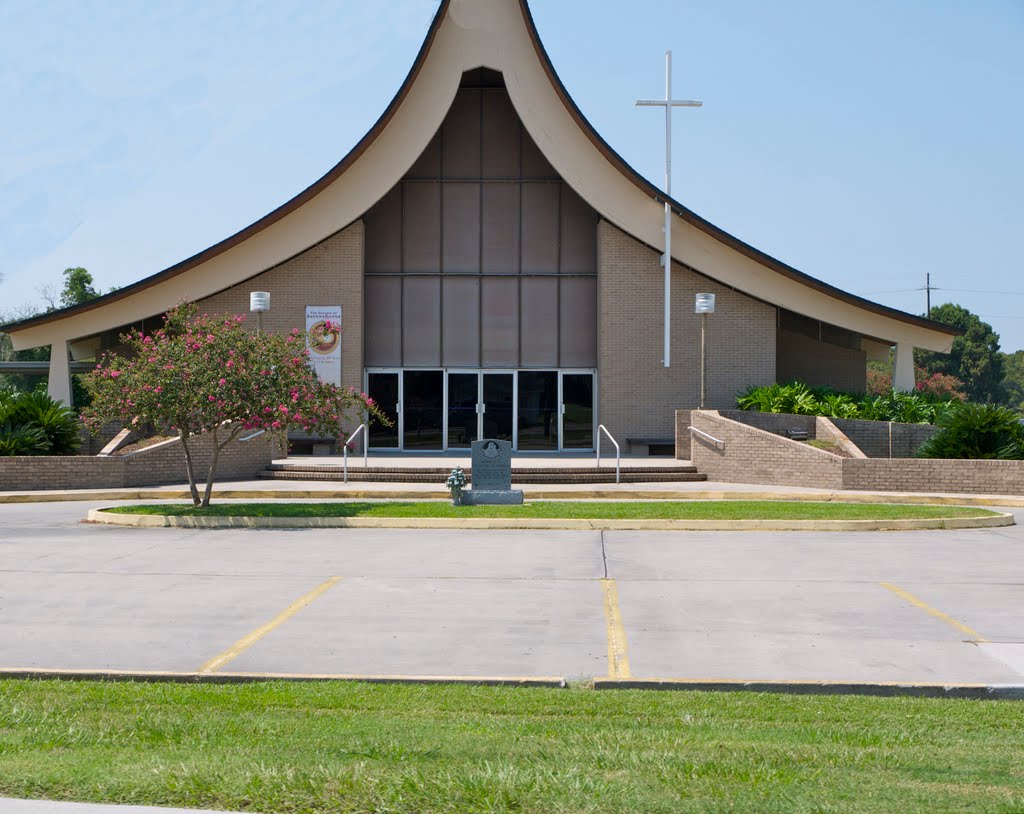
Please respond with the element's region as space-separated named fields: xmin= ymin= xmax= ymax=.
xmin=0 ymin=421 xmax=49 ymax=456
xmin=735 ymin=382 xmax=954 ymax=425
xmin=0 ymin=389 xmax=81 ymax=455
xmin=916 ymin=403 xmax=1024 ymax=460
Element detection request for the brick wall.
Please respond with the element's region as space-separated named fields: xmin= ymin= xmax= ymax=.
xmin=842 ymin=458 xmax=1024 ymax=495
xmin=718 ymin=409 xmax=819 ymax=438
xmin=0 ymin=457 xmax=126 ymax=490
xmin=123 ymin=428 xmax=281 ymax=487
xmin=599 ymin=221 xmax=776 ymax=444
xmin=680 ymin=409 xmax=1024 ymax=496
xmin=688 ymin=410 xmax=845 ymax=488
xmin=197 ymin=221 xmax=365 ymax=444
xmin=776 ymin=329 xmax=867 ymax=392
xmin=0 ymin=428 xmax=279 ymax=491
xmin=832 ymin=417 xmax=936 ymax=458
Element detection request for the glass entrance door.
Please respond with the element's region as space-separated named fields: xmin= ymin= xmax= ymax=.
xmin=403 ymin=370 xmax=443 ymax=449
xmin=370 ymin=368 xmax=595 ymax=451
xmin=560 ymin=372 xmax=594 ymax=449
xmin=445 ymin=372 xmax=514 ymax=448
xmin=367 ymin=372 xmax=399 ymax=448
xmin=517 ymin=371 xmax=558 ymax=450
xmin=482 ymin=373 xmax=514 ymax=443
xmin=446 ymin=372 xmax=478 ymax=449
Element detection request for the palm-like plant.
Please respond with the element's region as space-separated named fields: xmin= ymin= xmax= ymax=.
xmin=0 ymin=421 xmax=49 ymax=456
xmin=8 ymin=390 xmax=81 ymax=454
xmin=917 ymin=403 xmax=1024 ymax=460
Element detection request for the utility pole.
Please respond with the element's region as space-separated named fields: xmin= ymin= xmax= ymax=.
xmin=924 ymin=273 xmax=937 ymax=316
xmin=636 ymin=51 xmax=702 ymax=368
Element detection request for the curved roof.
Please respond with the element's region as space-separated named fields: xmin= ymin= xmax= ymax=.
xmin=3 ymin=0 xmax=956 ymax=351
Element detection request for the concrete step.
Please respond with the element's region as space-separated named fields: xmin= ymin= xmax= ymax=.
xmin=257 ymin=467 xmax=706 ymax=484
xmin=264 ymin=464 xmax=699 ymax=475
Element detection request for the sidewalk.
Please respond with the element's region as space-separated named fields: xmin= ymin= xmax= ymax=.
xmin=1 ymin=475 xmax=1022 ymax=507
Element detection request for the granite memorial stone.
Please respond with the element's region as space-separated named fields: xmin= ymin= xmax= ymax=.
xmin=463 ymin=438 xmax=523 ymax=505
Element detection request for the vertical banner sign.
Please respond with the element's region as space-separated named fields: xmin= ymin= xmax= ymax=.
xmin=305 ymin=306 xmax=342 ymax=386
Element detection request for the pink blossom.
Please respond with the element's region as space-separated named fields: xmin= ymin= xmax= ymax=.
xmin=219 ymin=378 xmax=227 ymax=386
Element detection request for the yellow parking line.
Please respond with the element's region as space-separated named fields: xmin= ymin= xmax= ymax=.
xmin=601 ymin=578 xmax=631 ymax=679
xmin=880 ymin=582 xmax=988 ymax=642
xmin=199 ymin=576 xmax=343 ymax=673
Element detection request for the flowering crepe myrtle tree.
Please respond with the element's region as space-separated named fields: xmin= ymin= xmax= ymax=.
xmin=81 ymin=304 xmax=384 ymax=507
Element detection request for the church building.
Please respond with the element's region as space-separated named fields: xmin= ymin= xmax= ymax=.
xmin=2 ymin=0 xmax=956 ymax=453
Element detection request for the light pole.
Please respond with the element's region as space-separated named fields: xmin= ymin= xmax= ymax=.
xmin=695 ymin=293 xmax=715 ymax=408
xmin=249 ymin=291 xmax=270 ymax=334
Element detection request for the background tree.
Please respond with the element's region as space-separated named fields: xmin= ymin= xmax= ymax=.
xmin=915 ymin=303 xmax=1004 ymax=403
xmin=1002 ymin=350 xmax=1024 ymax=415
xmin=0 ymin=304 xmax=50 ymax=392
xmin=59 ymin=267 xmax=100 ymax=308
xmin=81 ymin=305 xmax=383 ymax=507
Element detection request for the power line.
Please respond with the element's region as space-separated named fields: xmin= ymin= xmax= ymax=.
xmin=942 ymin=288 xmax=1024 ymax=297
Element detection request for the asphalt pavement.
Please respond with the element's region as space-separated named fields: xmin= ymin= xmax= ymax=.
xmin=1 ymin=499 xmax=1022 ymax=684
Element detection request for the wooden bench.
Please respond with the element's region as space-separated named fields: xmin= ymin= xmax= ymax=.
xmin=626 ymin=437 xmax=675 ymax=456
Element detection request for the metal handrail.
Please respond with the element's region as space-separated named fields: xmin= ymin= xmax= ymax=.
xmin=343 ymin=423 xmax=368 ymax=483
xmin=688 ymin=425 xmax=724 ymax=449
xmin=596 ymin=424 xmax=620 ymax=484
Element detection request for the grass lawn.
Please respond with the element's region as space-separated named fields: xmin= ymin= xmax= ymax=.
xmin=102 ymin=500 xmax=997 ymax=521
xmin=0 ymin=681 xmax=1021 ymax=813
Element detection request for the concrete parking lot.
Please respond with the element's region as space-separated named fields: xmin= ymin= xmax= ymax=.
xmin=1 ymin=500 xmax=1022 ymax=685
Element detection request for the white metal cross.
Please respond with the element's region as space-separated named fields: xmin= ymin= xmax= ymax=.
xmin=636 ymin=50 xmax=702 ymax=368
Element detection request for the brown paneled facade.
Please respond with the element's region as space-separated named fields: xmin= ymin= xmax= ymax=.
xmin=362 ymin=70 xmax=600 ymax=451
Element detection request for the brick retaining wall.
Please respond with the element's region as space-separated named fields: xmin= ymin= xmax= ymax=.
xmin=0 ymin=457 xmax=126 ymax=490
xmin=831 ymin=417 xmax=936 ymax=459
xmin=681 ymin=410 xmax=1024 ymax=496
xmin=0 ymin=428 xmax=280 ymax=491
xmin=688 ymin=410 xmax=845 ymax=489
xmin=842 ymin=458 xmax=1024 ymax=495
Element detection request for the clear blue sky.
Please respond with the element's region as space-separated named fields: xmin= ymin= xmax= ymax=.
xmin=2 ymin=1 xmax=1022 ymax=350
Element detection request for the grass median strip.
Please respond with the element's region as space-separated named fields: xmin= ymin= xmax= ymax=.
xmin=1 ymin=680 xmax=1022 ymax=813
xmin=103 ymin=500 xmax=997 ymax=521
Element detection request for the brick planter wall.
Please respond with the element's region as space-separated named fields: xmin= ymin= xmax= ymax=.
xmin=680 ymin=410 xmax=1024 ymax=496
xmin=842 ymin=458 xmax=1024 ymax=495
xmin=0 ymin=429 xmax=280 ymax=491
xmin=831 ymin=417 xmax=936 ymax=459
xmin=688 ymin=410 xmax=845 ymax=489
xmin=123 ymin=430 xmax=281 ymax=487
xmin=0 ymin=457 xmax=127 ymax=490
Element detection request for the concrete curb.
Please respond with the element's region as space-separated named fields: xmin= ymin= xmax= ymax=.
xmin=2 ymin=669 xmax=1020 ymax=699
xmin=87 ymin=507 xmax=1014 ymax=532
xmin=0 ymin=667 xmax=566 ymax=689
xmin=593 ymin=677 xmax=1024 ymax=700
xmin=4 ymin=487 xmax=1024 ymax=506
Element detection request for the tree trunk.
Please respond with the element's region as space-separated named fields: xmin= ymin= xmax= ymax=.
xmin=201 ymin=425 xmax=221 ymax=508
xmin=201 ymin=423 xmax=243 ymax=507
xmin=179 ymin=431 xmax=201 ymax=507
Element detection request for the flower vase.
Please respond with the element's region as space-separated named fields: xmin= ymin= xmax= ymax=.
xmin=450 ymin=489 xmax=462 ymax=506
